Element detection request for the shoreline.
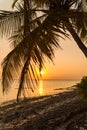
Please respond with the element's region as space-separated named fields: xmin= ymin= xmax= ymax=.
xmin=0 ymin=84 xmax=76 ymax=107
xmin=0 ymin=79 xmax=78 ymax=106
xmin=0 ymin=89 xmax=87 ymax=130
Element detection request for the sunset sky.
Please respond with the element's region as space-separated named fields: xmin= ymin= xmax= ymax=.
xmin=0 ymin=0 xmax=87 ymax=80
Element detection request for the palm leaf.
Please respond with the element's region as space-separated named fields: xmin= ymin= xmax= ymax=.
xmin=0 ymin=10 xmax=23 ymax=37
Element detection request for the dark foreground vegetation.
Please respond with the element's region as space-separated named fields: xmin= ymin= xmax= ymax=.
xmin=0 ymin=89 xmax=87 ymax=130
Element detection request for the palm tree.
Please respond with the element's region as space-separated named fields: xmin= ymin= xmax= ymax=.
xmin=0 ymin=0 xmax=87 ymax=101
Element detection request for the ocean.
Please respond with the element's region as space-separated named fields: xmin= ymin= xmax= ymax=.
xmin=0 ymin=79 xmax=79 ymax=104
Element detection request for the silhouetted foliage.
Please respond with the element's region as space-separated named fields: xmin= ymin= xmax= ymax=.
xmin=76 ymin=76 xmax=87 ymax=101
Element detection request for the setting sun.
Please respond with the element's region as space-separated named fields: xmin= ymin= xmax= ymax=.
xmin=40 ymin=70 xmax=45 ymax=76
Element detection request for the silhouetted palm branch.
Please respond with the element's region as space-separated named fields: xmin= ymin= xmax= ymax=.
xmin=2 ymin=6 xmax=68 ymax=100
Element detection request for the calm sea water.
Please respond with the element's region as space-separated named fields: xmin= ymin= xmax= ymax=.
xmin=0 ymin=79 xmax=79 ymax=104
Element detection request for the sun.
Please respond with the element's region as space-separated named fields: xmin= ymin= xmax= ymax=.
xmin=40 ymin=70 xmax=45 ymax=76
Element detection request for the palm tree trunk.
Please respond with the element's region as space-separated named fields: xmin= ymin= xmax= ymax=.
xmin=65 ymin=21 xmax=87 ymax=57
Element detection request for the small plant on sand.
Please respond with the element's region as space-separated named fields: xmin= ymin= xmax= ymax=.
xmin=76 ymin=76 xmax=87 ymax=101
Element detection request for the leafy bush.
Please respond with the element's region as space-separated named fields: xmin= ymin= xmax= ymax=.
xmin=76 ymin=76 xmax=87 ymax=101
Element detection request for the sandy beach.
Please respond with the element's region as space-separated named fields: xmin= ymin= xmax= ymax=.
xmin=0 ymin=89 xmax=87 ymax=130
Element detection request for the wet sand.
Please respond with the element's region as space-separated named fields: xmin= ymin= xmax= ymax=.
xmin=0 ymin=89 xmax=87 ymax=130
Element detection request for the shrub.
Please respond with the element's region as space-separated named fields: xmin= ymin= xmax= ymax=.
xmin=76 ymin=76 xmax=87 ymax=101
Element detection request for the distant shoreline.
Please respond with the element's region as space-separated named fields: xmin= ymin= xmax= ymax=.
xmin=0 ymin=78 xmax=80 ymax=81
xmin=0 ymin=80 xmax=79 ymax=105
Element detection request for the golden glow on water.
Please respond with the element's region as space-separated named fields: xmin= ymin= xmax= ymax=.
xmin=38 ymin=80 xmax=44 ymax=96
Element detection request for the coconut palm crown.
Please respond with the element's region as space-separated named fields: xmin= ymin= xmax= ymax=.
xmin=0 ymin=0 xmax=87 ymax=101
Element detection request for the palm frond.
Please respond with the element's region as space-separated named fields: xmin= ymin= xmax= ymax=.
xmin=0 ymin=10 xmax=23 ymax=37
xmin=12 ymin=0 xmax=24 ymax=9
xmin=12 ymin=0 xmax=19 ymax=8
xmin=0 ymin=0 xmax=48 ymax=38
xmin=32 ymin=0 xmax=49 ymax=7
xmin=2 ymin=6 xmax=69 ymax=99
xmin=2 ymin=37 xmax=28 ymax=93
xmin=71 ymin=1 xmax=87 ymax=43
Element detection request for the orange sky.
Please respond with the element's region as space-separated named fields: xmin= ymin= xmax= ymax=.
xmin=0 ymin=0 xmax=87 ymax=80
xmin=0 ymin=38 xmax=87 ymax=80
xmin=43 ymin=38 xmax=87 ymax=80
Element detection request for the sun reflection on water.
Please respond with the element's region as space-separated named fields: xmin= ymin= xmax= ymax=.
xmin=38 ymin=80 xmax=44 ymax=96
